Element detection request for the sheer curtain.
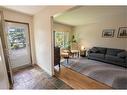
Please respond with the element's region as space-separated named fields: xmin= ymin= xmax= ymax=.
xmin=55 ymin=31 xmax=69 ymax=48
xmin=64 ymin=32 xmax=69 ymax=48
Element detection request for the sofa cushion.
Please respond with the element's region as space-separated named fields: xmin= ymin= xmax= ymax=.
xmin=89 ymin=53 xmax=105 ymax=59
xmin=125 ymin=57 xmax=127 ymax=63
xmin=95 ymin=47 xmax=107 ymax=54
xmin=90 ymin=47 xmax=99 ymax=53
xmin=105 ymin=55 xmax=125 ymax=63
xmin=106 ymin=48 xmax=124 ymax=56
xmin=117 ymin=51 xmax=127 ymax=58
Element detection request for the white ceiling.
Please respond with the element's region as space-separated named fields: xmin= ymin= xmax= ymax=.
xmin=54 ymin=6 xmax=127 ymax=26
xmin=4 ymin=6 xmax=46 ymax=15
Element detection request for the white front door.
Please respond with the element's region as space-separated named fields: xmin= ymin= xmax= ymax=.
xmin=5 ymin=21 xmax=31 ymax=69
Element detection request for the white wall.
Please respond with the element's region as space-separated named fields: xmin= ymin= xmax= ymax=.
xmin=0 ymin=38 xmax=9 ymax=89
xmin=34 ymin=6 xmax=73 ymax=75
xmin=73 ymin=13 xmax=127 ymax=50
xmin=3 ymin=8 xmax=36 ymax=64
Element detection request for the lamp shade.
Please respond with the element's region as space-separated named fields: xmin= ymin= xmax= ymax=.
xmin=81 ymin=45 xmax=85 ymax=50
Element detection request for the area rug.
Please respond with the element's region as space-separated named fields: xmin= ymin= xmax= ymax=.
xmin=61 ymin=58 xmax=127 ymax=89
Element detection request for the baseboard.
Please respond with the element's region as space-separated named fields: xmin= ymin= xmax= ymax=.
xmin=36 ymin=63 xmax=53 ymax=76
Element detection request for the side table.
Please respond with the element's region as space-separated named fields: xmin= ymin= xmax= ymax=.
xmin=80 ymin=50 xmax=86 ymax=57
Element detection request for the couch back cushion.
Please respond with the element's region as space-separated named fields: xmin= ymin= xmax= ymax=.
xmin=93 ymin=47 xmax=107 ymax=54
xmin=106 ymin=48 xmax=124 ymax=56
xmin=125 ymin=57 xmax=127 ymax=63
xmin=117 ymin=51 xmax=127 ymax=58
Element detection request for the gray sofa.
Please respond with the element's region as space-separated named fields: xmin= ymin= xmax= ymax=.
xmin=87 ymin=47 xmax=127 ymax=67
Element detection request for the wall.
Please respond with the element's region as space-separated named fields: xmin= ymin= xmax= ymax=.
xmin=73 ymin=13 xmax=127 ymax=50
xmin=53 ymin=22 xmax=72 ymax=32
xmin=0 ymin=10 xmax=9 ymax=89
xmin=34 ymin=6 xmax=73 ymax=75
xmin=3 ymin=8 xmax=36 ymax=64
xmin=53 ymin=22 xmax=73 ymax=41
xmin=0 ymin=37 xmax=9 ymax=89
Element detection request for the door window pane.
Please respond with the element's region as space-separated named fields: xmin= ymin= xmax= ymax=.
xmin=8 ymin=27 xmax=26 ymax=50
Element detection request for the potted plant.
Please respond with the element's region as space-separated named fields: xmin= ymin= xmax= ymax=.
xmin=65 ymin=33 xmax=80 ymax=51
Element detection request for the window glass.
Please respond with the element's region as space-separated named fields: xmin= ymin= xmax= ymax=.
xmin=8 ymin=27 xmax=26 ymax=49
xmin=55 ymin=32 xmax=69 ymax=48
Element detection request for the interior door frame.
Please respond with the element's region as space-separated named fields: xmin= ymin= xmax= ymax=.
xmin=4 ymin=20 xmax=33 ymax=69
xmin=51 ymin=6 xmax=81 ymax=76
xmin=50 ymin=16 xmax=55 ymax=76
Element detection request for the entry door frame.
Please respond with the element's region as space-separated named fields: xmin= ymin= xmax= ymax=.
xmin=4 ymin=20 xmax=33 ymax=69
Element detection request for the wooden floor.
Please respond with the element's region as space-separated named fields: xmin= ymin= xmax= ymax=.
xmin=54 ymin=65 xmax=111 ymax=89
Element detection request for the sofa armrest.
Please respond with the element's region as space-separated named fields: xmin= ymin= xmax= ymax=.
xmin=87 ymin=49 xmax=92 ymax=53
xmin=87 ymin=49 xmax=92 ymax=54
xmin=87 ymin=50 xmax=90 ymax=54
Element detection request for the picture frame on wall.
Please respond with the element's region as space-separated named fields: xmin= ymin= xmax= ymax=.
xmin=102 ymin=29 xmax=115 ymax=38
xmin=117 ymin=27 xmax=127 ymax=38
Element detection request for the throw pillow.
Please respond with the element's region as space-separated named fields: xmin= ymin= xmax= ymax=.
xmin=117 ymin=51 xmax=127 ymax=58
xmin=90 ymin=47 xmax=98 ymax=53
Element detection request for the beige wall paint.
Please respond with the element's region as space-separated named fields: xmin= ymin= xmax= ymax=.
xmin=3 ymin=8 xmax=36 ymax=64
xmin=34 ymin=6 xmax=73 ymax=75
xmin=53 ymin=22 xmax=73 ymax=41
xmin=0 ymin=38 xmax=9 ymax=89
xmin=73 ymin=13 xmax=126 ymax=50
xmin=53 ymin=22 xmax=72 ymax=32
xmin=0 ymin=10 xmax=9 ymax=89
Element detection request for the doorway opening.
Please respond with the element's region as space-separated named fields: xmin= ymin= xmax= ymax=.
xmin=4 ymin=21 xmax=32 ymax=70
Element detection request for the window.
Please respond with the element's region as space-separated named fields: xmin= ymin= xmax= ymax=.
xmin=55 ymin=31 xmax=69 ymax=48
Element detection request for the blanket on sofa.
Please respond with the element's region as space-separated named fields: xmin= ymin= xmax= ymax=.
xmin=61 ymin=58 xmax=127 ymax=89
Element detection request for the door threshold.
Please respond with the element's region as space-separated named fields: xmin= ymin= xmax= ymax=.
xmin=12 ymin=64 xmax=33 ymax=72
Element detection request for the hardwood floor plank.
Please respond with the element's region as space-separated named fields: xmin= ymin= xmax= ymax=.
xmin=54 ymin=65 xmax=111 ymax=89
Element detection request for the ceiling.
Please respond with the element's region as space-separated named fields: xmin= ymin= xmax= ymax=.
xmin=54 ymin=6 xmax=127 ymax=26
xmin=4 ymin=6 xmax=46 ymax=15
